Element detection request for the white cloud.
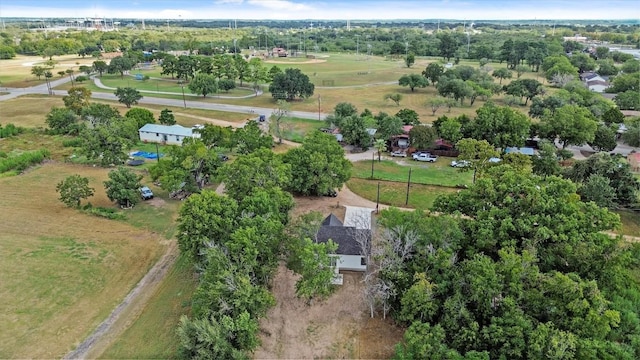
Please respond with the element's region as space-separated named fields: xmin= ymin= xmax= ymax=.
xmin=247 ymin=0 xmax=312 ymax=11
xmin=214 ymin=0 xmax=245 ymax=4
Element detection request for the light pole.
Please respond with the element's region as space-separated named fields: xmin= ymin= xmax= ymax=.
xmin=178 ymin=81 xmax=186 ymax=108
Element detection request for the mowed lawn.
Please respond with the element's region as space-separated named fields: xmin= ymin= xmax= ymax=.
xmin=99 ymin=255 xmax=197 ymax=359
xmin=0 ymin=162 xmax=166 ymax=359
xmin=348 ymin=178 xmax=458 ymax=209
xmin=351 ymin=158 xmax=473 ymax=187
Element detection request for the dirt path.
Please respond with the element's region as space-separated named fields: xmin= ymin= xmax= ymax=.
xmin=64 ymin=241 xmax=178 ymax=360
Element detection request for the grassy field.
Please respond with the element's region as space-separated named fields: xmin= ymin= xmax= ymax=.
xmin=0 ymin=95 xmax=65 ymax=128
xmin=277 ymin=116 xmax=325 ymax=142
xmin=98 ymin=255 xmax=196 ymax=359
xmin=0 ymin=131 xmax=74 ymax=161
xmin=347 ymin=178 xmax=457 ymax=209
xmin=351 ymin=158 xmax=473 ymax=187
xmin=0 ymin=162 xmax=167 ymax=359
xmin=615 ymin=210 xmax=640 ymax=237
xmin=0 ymin=54 xmax=94 ymax=88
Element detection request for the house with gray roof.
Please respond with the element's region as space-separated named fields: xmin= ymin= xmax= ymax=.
xmin=316 ymin=207 xmax=374 ymax=273
xmin=138 ymin=124 xmax=200 ymax=146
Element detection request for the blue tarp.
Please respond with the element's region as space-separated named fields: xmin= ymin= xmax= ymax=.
xmin=131 ymin=151 xmax=163 ymax=159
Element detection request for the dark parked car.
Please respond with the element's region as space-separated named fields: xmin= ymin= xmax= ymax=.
xmin=139 ymin=186 xmax=154 ymax=200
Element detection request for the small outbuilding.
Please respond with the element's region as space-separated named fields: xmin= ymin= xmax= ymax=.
xmin=138 ymin=124 xmax=200 ymax=146
xmin=505 ymin=147 xmax=536 ymax=156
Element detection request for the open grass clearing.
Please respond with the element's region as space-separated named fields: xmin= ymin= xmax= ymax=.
xmin=98 ymin=74 xmax=256 ymax=97
xmin=0 ymin=96 xmax=65 ymax=128
xmin=347 ymin=178 xmax=457 ymax=210
xmin=0 ymin=131 xmax=74 ymax=161
xmin=0 ymin=54 xmax=94 ymax=87
xmin=276 ymin=116 xmax=325 ymax=143
xmin=614 ymin=210 xmax=640 ymax=237
xmin=0 ymin=162 xmax=166 ymax=359
xmin=97 ymin=254 xmax=196 ymax=359
xmin=352 ymin=158 xmax=473 ymax=187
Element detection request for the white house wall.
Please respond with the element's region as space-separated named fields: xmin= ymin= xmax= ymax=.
xmin=138 ymin=131 xmax=186 ymax=145
xmin=336 ymin=254 xmax=366 ymax=272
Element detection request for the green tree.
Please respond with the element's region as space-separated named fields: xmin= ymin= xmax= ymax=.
xmin=438 ymin=118 xmax=463 ymax=143
xmin=422 ymin=63 xmax=444 ymax=85
xmin=103 ymin=167 xmax=142 ymax=209
xmin=107 ymin=56 xmax=135 ymax=79
xmin=405 ymin=53 xmax=416 ymax=68
xmin=602 ymin=107 xmax=625 ymax=126
xmin=62 ymin=86 xmax=92 ymax=115
xmin=0 ymin=44 xmax=16 ymax=59
xmin=124 ymin=107 xmax=155 ymax=129
xmin=222 ymin=148 xmax=290 ymax=201
xmin=232 ymin=120 xmax=273 ymax=155
xmin=409 ymin=125 xmax=438 ymax=150
xmin=428 ymin=97 xmax=450 ymax=116
xmin=176 ymin=191 xmax=238 ymax=263
xmin=570 ymin=53 xmax=597 ymax=73
xmin=189 ymin=73 xmax=218 ymax=98
xmin=56 ymin=175 xmax=94 ymax=208
xmin=158 ymin=108 xmax=176 ymax=125
xmin=374 ymin=138 xmax=387 ymax=161
xmin=492 ymin=68 xmax=512 ymax=84
xmin=542 ymin=55 xmax=578 ymax=81
xmin=566 ymin=152 xmax=640 ymax=207
xmin=290 ymin=238 xmax=338 ymax=302
xmin=579 ymin=175 xmax=617 ymax=209
xmin=504 ymin=79 xmax=543 ymax=106
xmin=31 ymin=65 xmax=46 ymax=80
xmin=469 ymin=102 xmax=531 ymax=149
xmin=385 ymin=93 xmax=403 ymax=106
xmin=283 ymin=131 xmax=352 ymax=196
xmin=247 ymin=57 xmax=268 ymax=93
xmin=614 ymin=90 xmax=640 ymax=110
xmin=540 ymin=104 xmax=598 ymax=149
xmin=376 ymin=115 xmax=403 ymax=141
xmin=399 ymin=73 xmax=428 ymax=92
xmin=437 ymin=32 xmax=458 ymax=61
xmin=532 ymin=140 xmax=561 ymax=178
xmin=588 ymin=124 xmax=617 ymax=152
xmin=81 ymin=103 xmax=121 ymax=127
xmin=455 ymin=138 xmax=500 ymax=183
xmin=45 ymin=107 xmax=82 ymax=135
xmin=395 ymin=109 xmax=420 ymax=126
xmin=92 ymin=60 xmax=108 ymax=77
xmin=269 ymin=68 xmax=315 ymax=101
xmin=340 ymin=115 xmax=371 ymax=148
xmin=218 ymin=79 xmax=236 ymax=92
xmin=80 ymin=122 xmax=133 ymax=166
xmin=114 ymin=87 xmax=143 ymax=108
xmin=621 ymin=117 xmax=640 ymax=147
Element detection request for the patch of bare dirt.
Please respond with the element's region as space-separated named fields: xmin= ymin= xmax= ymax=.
xmin=256 ymin=266 xmax=403 ymax=359
xmin=146 ymin=197 xmax=166 ymax=207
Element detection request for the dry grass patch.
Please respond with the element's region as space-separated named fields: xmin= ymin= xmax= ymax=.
xmin=0 ymin=96 xmax=65 ymax=127
xmin=0 ymin=54 xmax=92 ymax=87
xmin=0 ymin=162 xmax=165 ymax=359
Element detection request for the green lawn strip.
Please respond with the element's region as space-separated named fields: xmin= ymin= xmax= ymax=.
xmin=347 ymin=177 xmax=457 ymax=210
xmin=98 ymin=255 xmax=197 ymax=359
xmin=352 ymin=159 xmax=473 ymax=187
xmin=99 ymin=75 xmax=255 ymax=97
xmin=614 ymin=210 xmax=640 ymax=237
xmin=278 ymin=116 xmax=324 ymax=142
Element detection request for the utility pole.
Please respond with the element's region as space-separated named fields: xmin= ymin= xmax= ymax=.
xmin=405 ymin=167 xmax=412 ymax=205
xmin=318 ymin=95 xmax=321 ymax=121
xmin=371 ymin=152 xmax=375 ymax=179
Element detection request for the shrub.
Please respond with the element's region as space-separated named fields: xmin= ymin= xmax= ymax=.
xmin=81 ymin=204 xmax=127 ymax=220
xmin=0 ymin=123 xmax=24 ymax=138
xmin=62 ymin=138 xmax=84 ymax=147
xmin=0 ymin=149 xmax=50 ymax=174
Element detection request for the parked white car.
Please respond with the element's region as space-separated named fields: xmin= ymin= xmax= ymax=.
xmin=390 ymin=150 xmax=407 ymax=157
xmin=450 ymin=160 xmax=470 ymax=168
xmin=413 ymin=153 xmax=438 ymax=162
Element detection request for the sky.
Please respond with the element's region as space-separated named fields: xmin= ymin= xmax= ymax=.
xmin=0 ymin=0 xmax=638 ymax=20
